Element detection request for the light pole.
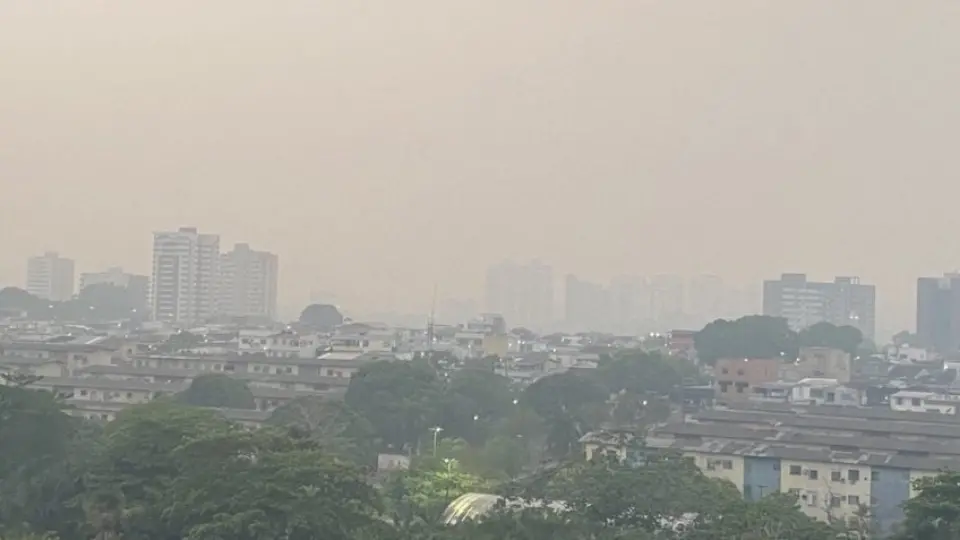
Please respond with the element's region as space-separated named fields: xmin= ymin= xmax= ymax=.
xmin=430 ymin=426 xmax=444 ymax=456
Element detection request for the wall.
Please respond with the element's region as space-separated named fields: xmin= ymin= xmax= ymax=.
xmin=685 ymin=452 xmax=744 ymax=492
xmin=780 ymin=459 xmax=871 ymax=522
xmin=870 ymin=466 xmax=910 ymax=536
xmin=743 ymin=456 xmax=782 ymax=501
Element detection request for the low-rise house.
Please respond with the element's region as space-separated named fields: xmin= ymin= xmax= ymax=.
xmin=890 ymin=390 xmax=960 ymax=415
xmin=0 ymin=341 xmax=120 ymax=375
xmin=781 ymin=347 xmax=851 ymax=383
xmin=715 ymin=358 xmax=779 ymax=401
xmin=238 ymin=329 xmax=322 ymax=359
xmin=789 ymin=378 xmax=861 ymax=406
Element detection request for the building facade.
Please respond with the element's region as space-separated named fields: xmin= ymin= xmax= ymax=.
xmin=916 ymin=274 xmax=960 ymax=353
xmin=714 ymin=357 xmax=780 ymax=401
xmin=219 ymin=243 xmax=278 ymax=319
xmin=150 ymin=227 xmax=220 ymax=323
xmin=26 ymin=251 xmax=75 ymax=301
xmin=762 ymin=274 xmax=875 ymax=340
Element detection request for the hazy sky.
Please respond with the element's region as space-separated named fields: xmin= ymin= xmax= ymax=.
xmin=3 ymin=1 xmax=960 ymax=331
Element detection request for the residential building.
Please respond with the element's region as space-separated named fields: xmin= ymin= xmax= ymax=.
xmin=484 ymin=260 xmax=554 ymax=330
xmin=219 ymin=243 xmax=279 ymax=319
xmin=79 ymin=267 xmax=149 ymax=308
xmin=916 ymin=274 xmax=960 ymax=353
xmin=762 ymin=274 xmax=875 ymax=340
xmin=150 ymin=227 xmax=220 ymax=323
xmin=714 ymin=358 xmax=779 ymax=401
xmin=780 ymin=347 xmax=852 ymax=383
xmin=889 ymin=390 xmax=960 ymax=415
xmin=237 ymin=329 xmax=320 ymax=359
xmin=26 ymin=251 xmax=74 ymax=301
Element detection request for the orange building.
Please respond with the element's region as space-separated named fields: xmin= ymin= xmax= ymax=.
xmin=714 ymin=357 xmax=779 ymax=401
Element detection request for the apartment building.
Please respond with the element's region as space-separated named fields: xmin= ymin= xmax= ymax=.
xmin=26 ymin=251 xmax=75 ymax=301
xmin=763 ymin=274 xmax=875 ymax=340
xmin=151 ymin=227 xmax=220 ymax=323
xmin=219 ymin=243 xmax=278 ymax=320
xmin=916 ymin=273 xmax=960 ymax=353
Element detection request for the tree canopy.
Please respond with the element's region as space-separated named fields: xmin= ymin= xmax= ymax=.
xmin=695 ymin=316 xmax=864 ymax=365
xmin=298 ymin=303 xmax=344 ymax=330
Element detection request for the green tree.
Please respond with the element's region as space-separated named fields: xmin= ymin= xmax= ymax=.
xmin=346 ymin=361 xmax=444 ymax=453
xmin=161 ymin=429 xmax=381 ymax=540
xmin=267 ymin=396 xmax=378 ymax=466
xmin=523 ymin=372 xmax=608 ymax=459
xmin=797 ymin=322 xmax=863 ymax=356
xmin=438 ymin=369 xmax=516 ymax=445
xmin=384 ymin=458 xmax=491 ymax=527
xmin=897 ymin=470 xmax=960 ymax=540
xmin=298 ymin=303 xmax=344 ymax=330
xmin=695 ymin=316 xmax=798 ymax=365
xmin=177 ymin=374 xmax=256 ymax=410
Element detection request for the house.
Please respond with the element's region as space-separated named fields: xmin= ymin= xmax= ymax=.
xmin=0 ymin=341 xmax=120 ymax=375
xmin=890 ymin=390 xmax=960 ymax=415
xmin=781 ymin=347 xmax=851 ymax=383
xmin=238 ymin=329 xmax=321 ymax=359
xmin=714 ymin=358 xmax=779 ymax=401
xmin=789 ymin=378 xmax=861 ymax=406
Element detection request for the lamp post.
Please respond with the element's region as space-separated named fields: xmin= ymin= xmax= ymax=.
xmin=430 ymin=426 xmax=444 ymax=456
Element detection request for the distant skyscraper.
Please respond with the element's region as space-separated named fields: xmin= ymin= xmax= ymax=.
xmin=916 ymin=274 xmax=960 ymax=353
xmin=80 ymin=267 xmax=149 ymax=309
xmin=762 ymin=273 xmax=875 ymax=340
xmin=219 ymin=243 xmax=279 ymax=319
xmin=564 ymin=274 xmax=610 ymax=332
xmin=26 ymin=251 xmax=75 ymax=301
xmin=485 ymin=260 xmax=554 ymax=330
xmin=151 ymin=227 xmax=220 ymax=323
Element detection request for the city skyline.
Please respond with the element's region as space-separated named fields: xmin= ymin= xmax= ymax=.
xmin=5 ymin=2 xmax=960 ymax=332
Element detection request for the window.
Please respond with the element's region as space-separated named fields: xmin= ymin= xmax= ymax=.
xmin=912 ymin=398 xmax=922 ymax=406
xmin=722 ymin=460 xmax=733 ymax=470
xmin=788 ymin=488 xmax=801 ymax=497
xmin=830 ymin=495 xmax=842 ymax=508
xmin=831 ymin=471 xmax=842 ymax=482
xmin=808 ymin=469 xmax=819 ymax=480
xmin=848 ymin=495 xmax=860 ymax=506
xmin=80 ymin=390 xmax=88 ymax=397
xmin=789 ymin=465 xmax=802 ymax=476
xmin=736 ymin=369 xmax=744 ymax=376
xmin=895 ymin=397 xmax=903 ymax=405
xmin=721 ymin=368 xmax=729 ymax=374
xmin=848 ymin=469 xmax=860 ymax=482
xmin=871 ymin=471 xmax=880 ymax=482
xmin=126 ymin=392 xmax=133 ymax=399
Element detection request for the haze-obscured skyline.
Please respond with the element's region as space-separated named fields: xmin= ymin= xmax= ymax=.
xmin=4 ymin=1 xmax=960 ymax=332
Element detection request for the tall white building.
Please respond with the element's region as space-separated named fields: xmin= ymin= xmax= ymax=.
xmin=26 ymin=251 xmax=75 ymax=301
xmin=219 ymin=243 xmax=279 ymax=320
xmin=151 ymin=227 xmax=220 ymax=323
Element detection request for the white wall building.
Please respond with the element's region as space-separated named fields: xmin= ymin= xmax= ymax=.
xmin=26 ymin=251 xmax=75 ymax=301
xmin=219 ymin=243 xmax=278 ymax=320
xmin=890 ymin=390 xmax=960 ymax=415
xmin=150 ymin=227 xmax=220 ymax=323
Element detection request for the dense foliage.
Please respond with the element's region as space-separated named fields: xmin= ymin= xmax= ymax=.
xmin=695 ymin=316 xmax=864 ymax=365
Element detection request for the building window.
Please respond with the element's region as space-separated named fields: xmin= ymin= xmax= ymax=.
xmin=895 ymin=397 xmax=903 ymax=405
xmin=871 ymin=471 xmax=880 ymax=482
xmin=721 ymin=368 xmax=729 ymax=374
xmin=80 ymin=390 xmax=88 ymax=397
xmin=912 ymin=398 xmax=922 ymax=406
xmin=808 ymin=469 xmax=819 ymax=480
xmin=848 ymin=495 xmax=860 ymax=506
xmin=831 ymin=471 xmax=842 ymax=482
xmin=848 ymin=469 xmax=860 ymax=482
xmin=126 ymin=392 xmax=133 ymax=399
xmin=789 ymin=465 xmax=802 ymax=476
xmin=736 ymin=369 xmax=744 ymax=376
xmin=830 ymin=495 xmax=842 ymax=508
xmin=722 ymin=460 xmax=733 ymax=470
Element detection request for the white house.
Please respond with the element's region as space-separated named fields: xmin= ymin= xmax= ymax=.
xmin=890 ymin=390 xmax=960 ymax=415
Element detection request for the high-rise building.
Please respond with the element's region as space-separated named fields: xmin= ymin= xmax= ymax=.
xmin=26 ymin=251 xmax=75 ymax=301
xmin=219 ymin=243 xmax=279 ymax=320
xmin=762 ymin=273 xmax=875 ymax=340
xmin=151 ymin=227 xmax=220 ymax=323
xmin=484 ymin=260 xmax=554 ymax=330
xmin=916 ymin=274 xmax=960 ymax=353
xmin=79 ymin=267 xmax=149 ymax=309
xmin=564 ymin=274 xmax=610 ymax=332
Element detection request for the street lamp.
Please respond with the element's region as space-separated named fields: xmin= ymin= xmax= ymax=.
xmin=430 ymin=426 xmax=444 ymax=456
